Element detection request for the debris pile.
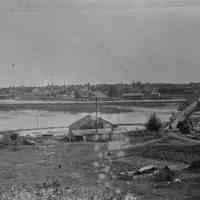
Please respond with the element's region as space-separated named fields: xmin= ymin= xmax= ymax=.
xmin=118 ymin=165 xmax=177 ymax=183
xmin=118 ymin=165 xmax=158 ymax=181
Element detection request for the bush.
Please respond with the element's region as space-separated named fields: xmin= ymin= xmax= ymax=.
xmin=10 ymin=133 xmax=18 ymax=141
xmin=145 ymin=112 xmax=162 ymax=132
xmin=177 ymin=119 xmax=191 ymax=134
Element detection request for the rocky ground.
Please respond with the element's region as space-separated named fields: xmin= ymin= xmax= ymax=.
xmin=0 ymin=136 xmax=199 ymax=200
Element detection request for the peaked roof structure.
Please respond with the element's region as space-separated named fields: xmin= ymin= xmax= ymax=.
xmin=69 ymin=115 xmax=114 ymax=130
xmin=91 ymin=91 xmax=108 ymax=98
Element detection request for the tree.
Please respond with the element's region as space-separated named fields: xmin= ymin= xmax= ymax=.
xmin=145 ymin=112 xmax=162 ymax=132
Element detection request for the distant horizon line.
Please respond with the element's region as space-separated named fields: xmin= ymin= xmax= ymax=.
xmin=1 ymin=81 xmax=200 ymax=88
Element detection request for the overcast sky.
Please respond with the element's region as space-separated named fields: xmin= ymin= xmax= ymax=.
xmin=0 ymin=0 xmax=200 ymax=86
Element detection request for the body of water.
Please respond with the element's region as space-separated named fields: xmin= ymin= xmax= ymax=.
xmin=0 ymin=106 xmax=176 ymax=131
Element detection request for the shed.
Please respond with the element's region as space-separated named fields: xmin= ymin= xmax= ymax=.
xmin=68 ymin=115 xmax=116 ymax=141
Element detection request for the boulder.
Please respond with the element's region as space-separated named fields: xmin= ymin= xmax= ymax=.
xmin=23 ymin=138 xmax=36 ymax=145
xmin=135 ymin=165 xmax=157 ymax=175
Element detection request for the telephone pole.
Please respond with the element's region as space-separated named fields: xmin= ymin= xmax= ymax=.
xmin=96 ymin=97 xmax=98 ymax=133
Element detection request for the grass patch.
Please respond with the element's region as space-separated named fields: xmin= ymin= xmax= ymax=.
xmin=123 ymin=144 xmax=200 ymax=164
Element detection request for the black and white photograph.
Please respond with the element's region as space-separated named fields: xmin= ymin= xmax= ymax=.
xmin=0 ymin=0 xmax=200 ymax=199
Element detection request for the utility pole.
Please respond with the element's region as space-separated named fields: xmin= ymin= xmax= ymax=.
xmin=96 ymin=97 xmax=98 ymax=133
xmin=36 ymin=110 xmax=39 ymax=129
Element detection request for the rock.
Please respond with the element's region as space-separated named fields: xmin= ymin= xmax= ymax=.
xmin=174 ymin=178 xmax=181 ymax=183
xmin=153 ymin=166 xmax=175 ymax=182
xmin=23 ymin=138 xmax=36 ymax=145
xmin=135 ymin=165 xmax=157 ymax=175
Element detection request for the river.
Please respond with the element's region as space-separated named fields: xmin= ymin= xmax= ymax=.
xmin=0 ymin=106 xmax=176 ymax=131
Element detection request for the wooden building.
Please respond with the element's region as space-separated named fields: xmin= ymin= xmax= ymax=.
xmin=68 ymin=115 xmax=124 ymax=142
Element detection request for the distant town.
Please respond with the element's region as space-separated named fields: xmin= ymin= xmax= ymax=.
xmin=0 ymin=82 xmax=199 ymax=101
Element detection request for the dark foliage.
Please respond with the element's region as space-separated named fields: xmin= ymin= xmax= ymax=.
xmin=145 ymin=112 xmax=162 ymax=132
xmin=177 ymin=119 xmax=191 ymax=134
xmin=10 ymin=133 xmax=18 ymax=141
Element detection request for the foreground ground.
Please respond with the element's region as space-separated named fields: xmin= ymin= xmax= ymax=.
xmin=0 ymin=135 xmax=200 ymax=200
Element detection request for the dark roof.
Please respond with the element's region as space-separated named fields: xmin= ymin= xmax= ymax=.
xmin=91 ymin=91 xmax=108 ymax=98
xmin=69 ymin=115 xmax=114 ymax=130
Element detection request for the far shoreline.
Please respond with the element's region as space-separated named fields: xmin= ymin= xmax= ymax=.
xmin=0 ymin=99 xmax=182 ymax=113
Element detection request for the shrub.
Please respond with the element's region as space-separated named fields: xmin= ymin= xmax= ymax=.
xmin=10 ymin=133 xmax=18 ymax=141
xmin=177 ymin=119 xmax=191 ymax=134
xmin=145 ymin=112 xmax=162 ymax=132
